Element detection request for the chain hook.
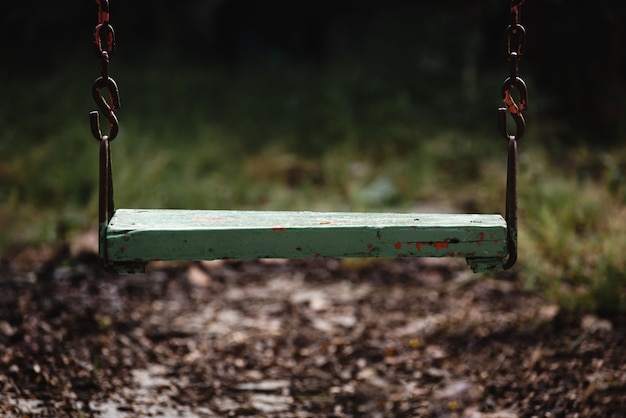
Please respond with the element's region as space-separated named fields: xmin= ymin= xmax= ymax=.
xmin=499 ymin=74 xmax=527 ymax=141
xmin=91 ymin=73 xmax=121 ymax=141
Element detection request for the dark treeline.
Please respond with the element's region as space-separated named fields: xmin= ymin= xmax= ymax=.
xmin=3 ymin=0 xmax=625 ymax=144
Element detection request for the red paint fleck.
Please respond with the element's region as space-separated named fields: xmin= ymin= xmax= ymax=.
xmin=315 ymin=253 xmax=321 ymax=259
xmin=367 ymin=243 xmax=373 ymax=249
xmin=416 ymin=243 xmax=423 ymax=252
xmin=479 ymin=232 xmax=485 ymax=241
xmin=494 ymin=240 xmax=499 ymax=245
xmin=272 ymin=227 xmax=285 ymax=232
xmin=434 ymin=242 xmax=449 ymax=251
xmin=394 ymin=242 xmax=402 ymax=250
xmin=376 ymin=231 xmax=382 ymax=240
xmin=121 ymin=245 xmax=127 ymax=253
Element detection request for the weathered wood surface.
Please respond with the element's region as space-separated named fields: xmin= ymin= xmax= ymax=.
xmin=105 ymin=209 xmax=508 ymax=273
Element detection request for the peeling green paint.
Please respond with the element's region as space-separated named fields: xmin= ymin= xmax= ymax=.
xmin=104 ymin=209 xmax=508 ymax=273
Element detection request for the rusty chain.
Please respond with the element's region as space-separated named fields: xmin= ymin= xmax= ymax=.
xmin=90 ymin=0 xmax=119 ymax=258
xmin=90 ymin=0 xmax=121 ymax=142
xmin=500 ymin=0 xmax=527 ymax=141
xmin=500 ymin=0 xmax=528 ymax=270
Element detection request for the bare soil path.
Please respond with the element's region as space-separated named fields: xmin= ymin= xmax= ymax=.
xmin=1 ymin=242 xmax=624 ymax=417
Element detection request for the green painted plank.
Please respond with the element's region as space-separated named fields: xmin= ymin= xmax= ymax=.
xmin=105 ymin=209 xmax=508 ymax=269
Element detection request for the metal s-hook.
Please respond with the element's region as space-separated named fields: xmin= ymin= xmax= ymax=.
xmin=499 ymin=73 xmax=527 ymax=141
xmin=91 ymin=75 xmax=121 ymax=141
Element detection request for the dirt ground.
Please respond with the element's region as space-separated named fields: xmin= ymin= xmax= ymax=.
xmin=1 ymin=236 xmax=625 ymax=417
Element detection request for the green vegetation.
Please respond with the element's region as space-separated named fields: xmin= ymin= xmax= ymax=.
xmin=1 ymin=58 xmax=624 ymax=315
xmin=519 ymin=146 xmax=626 ymax=314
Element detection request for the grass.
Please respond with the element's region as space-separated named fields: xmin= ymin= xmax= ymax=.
xmin=518 ymin=146 xmax=626 ymax=314
xmin=1 ymin=56 xmax=625 ymax=315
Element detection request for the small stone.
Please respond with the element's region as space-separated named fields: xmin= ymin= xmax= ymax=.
xmin=0 ymin=321 xmax=15 ymax=337
xmin=235 ymin=380 xmax=290 ymax=392
xmin=249 ymin=394 xmax=293 ymax=413
xmin=187 ymin=264 xmax=213 ymax=287
xmin=581 ymin=315 xmax=613 ymax=333
xmin=434 ymin=379 xmax=482 ymax=405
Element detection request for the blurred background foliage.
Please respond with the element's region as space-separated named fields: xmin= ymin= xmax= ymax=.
xmin=1 ymin=0 xmax=625 ymax=314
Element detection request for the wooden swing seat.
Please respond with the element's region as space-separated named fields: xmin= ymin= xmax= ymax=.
xmin=104 ymin=209 xmax=509 ymax=274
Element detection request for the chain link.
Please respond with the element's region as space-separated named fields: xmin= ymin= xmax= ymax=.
xmin=93 ymin=0 xmax=115 ymax=59
xmin=90 ymin=0 xmax=121 ymax=142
